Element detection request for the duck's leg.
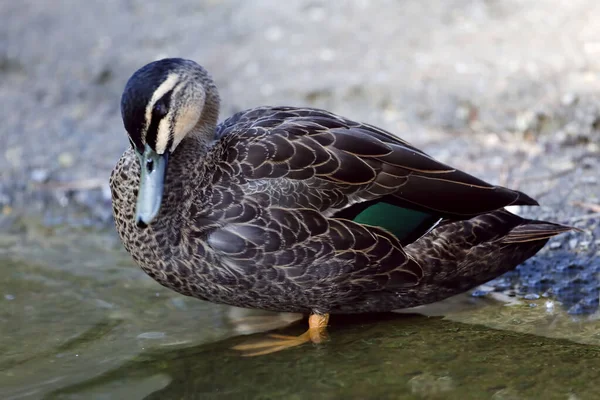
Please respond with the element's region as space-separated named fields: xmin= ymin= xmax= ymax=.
xmin=232 ymin=313 xmax=330 ymax=356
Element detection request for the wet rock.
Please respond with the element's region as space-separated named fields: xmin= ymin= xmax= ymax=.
xmin=487 ymin=253 xmax=600 ymax=315
xmin=471 ymin=289 xmax=490 ymax=298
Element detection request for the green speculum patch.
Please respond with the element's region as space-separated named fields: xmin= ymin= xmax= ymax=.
xmin=353 ymin=202 xmax=438 ymax=244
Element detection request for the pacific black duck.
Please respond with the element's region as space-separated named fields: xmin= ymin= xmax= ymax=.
xmin=110 ymin=58 xmax=572 ymax=355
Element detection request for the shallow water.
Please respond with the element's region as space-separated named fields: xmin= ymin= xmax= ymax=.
xmin=1 ymin=218 xmax=599 ymax=399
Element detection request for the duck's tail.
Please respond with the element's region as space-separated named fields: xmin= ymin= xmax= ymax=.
xmin=403 ymin=210 xmax=573 ymax=302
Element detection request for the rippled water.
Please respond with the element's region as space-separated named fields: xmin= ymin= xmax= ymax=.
xmin=1 ymin=218 xmax=599 ymax=399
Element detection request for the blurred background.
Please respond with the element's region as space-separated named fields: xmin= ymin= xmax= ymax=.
xmin=1 ymin=1 xmax=600 ymax=399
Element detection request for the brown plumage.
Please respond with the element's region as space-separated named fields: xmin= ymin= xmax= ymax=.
xmin=110 ymin=58 xmax=572 ymax=354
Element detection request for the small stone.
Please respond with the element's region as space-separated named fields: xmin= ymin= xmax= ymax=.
xmin=515 ymin=110 xmax=546 ymax=133
xmin=455 ymin=105 xmax=471 ymax=122
xmin=30 ymin=168 xmax=50 ymax=183
xmin=578 ymin=241 xmax=591 ymax=250
xmin=529 ymin=303 xmax=538 ymax=308
xmin=569 ymin=238 xmax=578 ymax=250
xmin=58 ymin=152 xmax=75 ymax=168
xmin=561 ymin=93 xmax=579 ymax=106
xmin=549 ymin=241 xmax=562 ymax=250
xmin=524 ymin=293 xmax=540 ymax=300
xmin=471 ymin=290 xmax=489 ymax=298
xmin=4 ymin=294 xmax=15 ymax=301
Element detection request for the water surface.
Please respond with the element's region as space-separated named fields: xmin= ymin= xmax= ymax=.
xmin=1 ymin=218 xmax=599 ymax=399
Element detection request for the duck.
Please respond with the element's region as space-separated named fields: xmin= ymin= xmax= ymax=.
xmin=110 ymin=58 xmax=572 ymax=356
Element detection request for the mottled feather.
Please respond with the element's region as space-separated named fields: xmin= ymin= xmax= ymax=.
xmin=112 ymin=63 xmax=571 ymax=315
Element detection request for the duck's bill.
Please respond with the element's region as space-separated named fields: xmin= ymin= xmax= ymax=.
xmin=135 ymin=144 xmax=168 ymax=228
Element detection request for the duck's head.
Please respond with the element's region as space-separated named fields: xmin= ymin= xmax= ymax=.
xmin=120 ymin=58 xmax=220 ymax=228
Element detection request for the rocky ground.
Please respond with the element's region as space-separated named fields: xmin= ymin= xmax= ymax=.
xmin=1 ymin=1 xmax=599 ymax=306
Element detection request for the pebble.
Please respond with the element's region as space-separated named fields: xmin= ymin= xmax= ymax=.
xmin=30 ymin=168 xmax=50 ymax=183
xmin=523 ymin=293 xmax=540 ymax=300
xmin=58 ymin=152 xmax=75 ymax=168
xmin=569 ymin=238 xmax=578 ymax=250
xmin=561 ymin=93 xmax=579 ymax=106
xmin=549 ymin=241 xmax=562 ymax=250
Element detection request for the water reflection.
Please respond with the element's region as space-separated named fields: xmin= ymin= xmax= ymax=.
xmin=45 ymin=314 xmax=599 ymax=400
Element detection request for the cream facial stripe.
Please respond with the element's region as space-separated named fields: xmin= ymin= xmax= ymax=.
xmin=155 ymin=80 xmax=187 ymax=154
xmin=169 ymin=85 xmax=204 ymax=152
xmin=144 ymin=73 xmax=180 ymax=152
xmin=155 ymin=115 xmax=172 ymax=155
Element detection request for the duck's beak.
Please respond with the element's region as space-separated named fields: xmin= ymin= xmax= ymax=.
xmin=135 ymin=144 xmax=168 ymax=229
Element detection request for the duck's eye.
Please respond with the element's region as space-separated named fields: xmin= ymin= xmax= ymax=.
xmin=153 ymin=101 xmax=168 ymax=118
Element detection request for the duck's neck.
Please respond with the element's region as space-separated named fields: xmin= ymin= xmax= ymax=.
xmin=187 ymin=71 xmax=221 ymax=147
xmin=153 ymin=135 xmax=213 ymax=236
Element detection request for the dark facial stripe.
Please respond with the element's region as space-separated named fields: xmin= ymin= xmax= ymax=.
xmin=145 ymin=89 xmax=174 ymax=152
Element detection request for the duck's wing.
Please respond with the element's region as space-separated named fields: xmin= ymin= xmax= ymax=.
xmin=213 ymin=106 xmax=536 ymax=220
xmin=199 ymin=107 xmax=560 ymax=301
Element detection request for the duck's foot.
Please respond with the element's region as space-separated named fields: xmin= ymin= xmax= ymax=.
xmin=232 ymin=313 xmax=330 ymax=356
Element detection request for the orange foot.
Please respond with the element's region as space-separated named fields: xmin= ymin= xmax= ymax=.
xmin=232 ymin=313 xmax=330 ymax=356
